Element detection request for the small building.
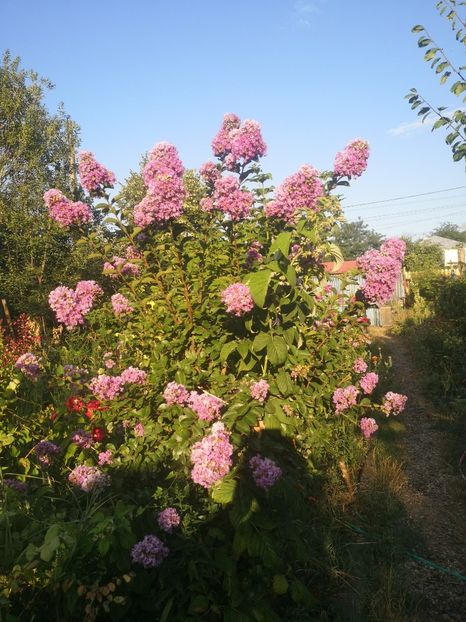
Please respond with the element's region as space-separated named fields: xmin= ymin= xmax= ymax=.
xmin=421 ymin=235 xmax=466 ymax=269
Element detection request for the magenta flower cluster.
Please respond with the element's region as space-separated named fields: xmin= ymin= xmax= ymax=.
xmin=14 ymin=352 xmax=41 ymax=381
xmin=199 ymin=161 xmax=221 ymax=185
xmin=357 ymin=237 xmax=406 ymax=305
xmin=103 ymin=255 xmax=139 ymax=279
xmin=157 ymin=507 xmax=181 ymax=533
xmin=131 ymin=534 xmax=169 ymax=568
xmin=163 ymin=381 xmax=190 ymax=406
xmin=71 ymin=429 xmax=93 ymax=449
xmin=249 ymin=454 xmax=282 ymax=490
xmin=188 ymin=391 xmax=225 ymax=421
xmin=359 ymin=417 xmax=379 ymax=439
xmin=44 ymin=189 xmax=92 ymax=227
xmin=221 ymin=283 xmax=254 ymax=317
xmin=68 ymin=465 xmax=110 ymax=492
xmin=78 ymin=151 xmax=116 ymax=193
xmin=134 ymin=142 xmax=186 ymax=228
xmin=265 ymin=164 xmax=324 ymax=221
xmin=190 ymin=422 xmax=233 ymax=489
xmin=360 ymin=372 xmax=379 ymax=395
xmin=33 ymin=440 xmax=61 ymax=467
xmin=382 ymin=392 xmax=408 ymax=416
xmin=353 ymin=358 xmax=368 ymax=374
xmin=333 ymin=385 xmax=359 ymax=413
xmin=49 ymin=280 xmax=102 ymax=330
xmin=211 ymin=113 xmax=267 ymax=165
xmin=111 ymin=293 xmax=134 ymax=316
xmin=334 ymin=139 xmax=370 ymax=178
xmin=213 ymin=175 xmax=254 ymax=221
xmin=89 ymin=367 xmax=147 ymax=401
xmin=250 ymin=379 xmax=269 ymax=403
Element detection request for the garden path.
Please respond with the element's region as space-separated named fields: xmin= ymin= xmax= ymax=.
xmin=371 ymin=327 xmax=466 ymax=621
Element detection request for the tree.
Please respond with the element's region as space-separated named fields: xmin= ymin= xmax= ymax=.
xmin=403 ymin=237 xmax=444 ymax=271
xmin=332 ymin=219 xmax=384 ymax=259
xmin=406 ymin=0 xmax=466 ymax=163
xmin=431 ymin=220 xmax=466 ymax=241
xmin=0 ymin=51 xmax=99 ymax=319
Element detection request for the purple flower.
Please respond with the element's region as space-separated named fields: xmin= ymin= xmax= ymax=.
xmin=157 ymin=507 xmax=181 ymax=533
xmin=190 ymin=422 xmax=233 ymax=489
xmin=188 ymin=391 xmax=225 ymax=422
xmin=359 ymin=417 xmax=379 ymax=438
xmin=33 ymin=440 xmax=61 ymax=467
xmin=250 ymin=380 xmax=269 ymax=403
xmin=3 ymin=478 xmax=27 ymax=493
xmin=14 ymin=352 xmax=41 ymax=381
xmin=249 ymin=454 xmax=282 ymax=490
xmin=131 ymin=534 xmax=169 ymax=568
xmin=71 ymin=429 xmax=93 ymax=449
xmin=163 ymin=382 xmax=189 ymax=406
xmin=221 ymin=283 xmax=254 ymax=317
xmin=68 ymin=465 xmax=110 ymax=492
xmin=360 ymin=372 xmax=379 ymax=395
xmin=332 ymin=385 xmax=359 ymax=414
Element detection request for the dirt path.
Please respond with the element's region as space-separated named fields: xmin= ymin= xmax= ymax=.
xmin=370 ymin=328 xmax=466 ymax=621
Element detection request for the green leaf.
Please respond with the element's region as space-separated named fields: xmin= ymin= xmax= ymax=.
xmin=276 ymin=370 xmax=294 ymax=397
xmin=412 ymin=24 xmax=424 ymax=32
xmin=253 ymin=332 xmax=271 ymax=352
xmin=220 ymin=341 xmax=237 ymax=362
xmin=272 ymin=574 xmax=289 ymax=595
xmin=245 ymin=270 xmax=273 ymax=308
xmin=159 ymin=597 xmax=174 ymax=622
xmin=267 ymin=336 xmax=288 ymax=366
xmin=269 ymin=231 xmax=292 ymax=257
xmin=211 ymin=476 xmax=237 ymax=505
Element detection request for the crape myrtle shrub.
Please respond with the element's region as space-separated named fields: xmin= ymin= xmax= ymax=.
xmin=0 ymin=116 xmax=406 ymax=621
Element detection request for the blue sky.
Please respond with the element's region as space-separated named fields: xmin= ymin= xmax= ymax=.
xmin=2 ymin=0 xmax=465 ymax=238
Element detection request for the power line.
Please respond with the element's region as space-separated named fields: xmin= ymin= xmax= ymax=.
xmin=380 ymin=210 xmax=466 ymax=230
xmin=361 ymin=201 xmax=466 ymax=222
xmin=342 ymin=185 xmax=466 ymax=209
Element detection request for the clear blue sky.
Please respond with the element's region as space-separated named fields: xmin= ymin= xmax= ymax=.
xmin=2 ymin=0 xmax=465 ymax=238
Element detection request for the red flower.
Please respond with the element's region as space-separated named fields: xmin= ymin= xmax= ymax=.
xmin=357 ymin=316 xmax=370 ymax=324
xmin=85 ymin=399 xmax=105 ymax=420
xmin=92 ymin=427 xmax=106 ymax=442
xmin=50 ymin=410 xmax=58 ymax=423
xmin=66 ymin=395 xmax=85 ymax=413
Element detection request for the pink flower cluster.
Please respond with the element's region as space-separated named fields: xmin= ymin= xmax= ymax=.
xmin=360 ymin=372 xmax=379 ymax=395
xmin=134 ymin=142 xmax=186 ymax=228
xmin=249 ymin=454 xmax=282 ymax=490
xmin=191 ymin=422 xmax=233 ymax=488
xmin=131 ymin=534 xmax=169 ymax=568
xmin=199 ymin=161 xmax=221 ymax=185
xmin=357 ymin=238 xmax=406 ymax=305
xmin=89 ymin=367 xmax=147 ymax=401
xmin=188 ymin=391 xmax=225 ymax=421
xmin=78 ymin=151 xmax=116 ymax=193
xmin=246 ymin=241 xmax=264 ymax=266
xmin=44 ymin=189 xmax=92 ymax=227
xmin=334 ymin=139 xmax=370 ymax=178
xmin=213 ymin=176 xmax=254 ymax=221
xmin=333 ymin=385 xmax=359 ymax=413
xmin=68 ymin=465 xmax=109 ymax=492
xmin=265 ymin=165 xmax=324 ymax=221
xmin=211 ymin=113 xmax=267 ymax=165
xmin=134 ymin=422 xmax=145 ymax=437
xmin=14 ymin=352 xmax=40 ymax=381
xmin=353 ymin=358 xmax=368 ymax=374
xmin=382 ymin=392 xmax=408 ymax=416
xmin=98 ymin=450 xmax=113 ymax=465
xmin=49 ymin=281 xmax=102 ymax=330
xmin=221 ymin=283 xmax=254 ymax=317
xmin=33 ymin=440 xmax=60 ymax=467
xmin=71 ymin=429 xmax=93 ymax=449
xmin=157 ymin=507 xmax=181 ymax=533
xmin=163 ymin=381 xmax=190 ymax=406
xmin=360 ymin=417 xmax=379 ymax=439
xmin=103 ymin=254 xmax=140 ymax=278
xmin=250 ymin=379 xmax=269 ymax=403
xmin=111 ymin=293 xmax=134 ymax=316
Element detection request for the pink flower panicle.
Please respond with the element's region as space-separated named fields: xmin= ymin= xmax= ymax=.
xmin=15 ymin=352 xmax=40 ymax=381
xmin=334 ymin=139 xmax=370 ymax=178
xmin=190 ymin=422 xmax=233 ymax=489
xmin=134 ymin=422 xmax=145 ymax=437
xmin=382 ymin=392 xmax=408 ymax=416
xmin=163 ymin=382 xmax=190 ymax=406
xmin=265 ymin=165 xmax=323 ymax=221
xmin=221 ymin=283 xmax=254 ymax=317
xmin=103 ymin=256 xmax=140 ymax=279
xmin=250 ymin=379 xmax=269 ymax=403
xmin=98 ymin=450 xmax=113 ymax=466
xmin=199 ymin=161 xmax=221 ymax=185
xmin=33 ymin=440 xmax=60 ymax=467
xmin=360 ymin=372 xmax=379 ymax=395
xmin=78 ymin=151 xmax=116 ymax=193
xmin=353 ymin=358 xmax=368 ymax=374
xmin=49 ymin=281 xmax=102 ymax=330
xmin=120 ymin=367 xmax=147 ymax=386
xmin=90 ymin=374 xmax=124 ymax=401
xmin=249 ymin=454 xmax=282 ymax=490
xmin=213 ymin=176 xmax=254 ymax=221
xmin=44 ymin=189 xmax=92 ymax=227
xmin=188 ymin=391 xmax=225 ymax=421
xmin=111 ymin=293 xmax=134 ymax=316
xmin=211 ymin=113 xmax=241 ymax=157
xmin=360 ymin=417 xmax=379 ymax=439
xmin=131 ymin=534 xmax=169 ymax=568
xmin=157 ymin=507 xmax=181 ymax=533
xmin=71 ymin=429 xmax=93 ymax=449
xmin=134 ymin=143 xmax=185 ymax=228
xmin=246 ymin=241 xmax=264 ymax=266
xmin=68 ymin=465 xmax=110 ymax=492
xmin=357 ymin=238 xmax=406 ymax=305
xmin=212 ymin=114 xmax=266 ymax=164
xmin=332 ymin=385 xmax=359 ymax=413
